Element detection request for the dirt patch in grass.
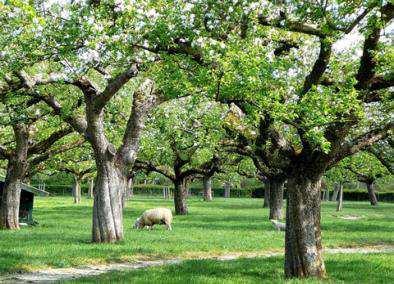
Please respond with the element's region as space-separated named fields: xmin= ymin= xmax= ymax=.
xmin=2 ymin=245 xmax=393 ymax=283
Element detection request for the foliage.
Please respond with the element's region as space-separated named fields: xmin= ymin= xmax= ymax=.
xmin=326 ymin=150 xmax=392 ymax=186
xmin=138 ymin=96 xmax=227 ymax=180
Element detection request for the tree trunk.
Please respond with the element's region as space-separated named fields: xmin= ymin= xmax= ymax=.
xmin=263 ymin=182 xmax=270 ymax=208
xmin=203 ymin=176 xmax=213 ymax=201
xmin=127 ymin=178 xmax=134 ymax=199
xmin=336 ymin=183 xmax=343 ymax=211
xmin=331 ymin=183 xmax=339 ymax=201
xmin=122 ymin=178 xmax=133 ymax=208
xmin=269 ymin=179 xmax=285 ymax=220
xmin=366 ymin=182 xmax=378 ymax=206
xmin=0 ymin=179 xmax=22 ymax=230
xmin=324 ymin=187 xmax=329 ymax=201
xmin=73 ymin=176 xmax=81 ymax=204
xmin=224 ymin=182 xmax=231 ymax=198
xmin=92 ymin=162 xmax=126 ymax=243
xmin=88 ymin=179 xmax=94 ymax=198
xmin=285 ymin=175 xmax=326 ymax=278
xmin=0 ymin=125 xmax=29 ymax=230
xmin=173 ymin=179 xmax=188 ymax=215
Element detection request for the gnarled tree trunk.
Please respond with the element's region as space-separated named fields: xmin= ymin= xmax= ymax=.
xmin=285 ymin=175 xmax=326 ymax=278
xmin=366 ymin=182 xmax=378 ymax=206
xmin=0 ymin=178 xmax=23 ymax=230
xmin=0 ymin=125 xmax=29 ymax=230
xmin=269 ymin=179 xmax=285 ymax=220
xmin=203 ymin=176 xmax=213 ymax=201
xmin=173 ymin=179 xmax=188 ymax=215
xmin=92 ymin=161 xmax=126 ymax=243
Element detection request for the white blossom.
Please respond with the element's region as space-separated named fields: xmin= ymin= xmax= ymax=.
xmin=146 ymin=9 xmax=159 ymax=19
xmin=114 ymin=0 xmax=126 ymax=12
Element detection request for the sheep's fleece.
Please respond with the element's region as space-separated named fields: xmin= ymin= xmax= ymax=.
xmin=133 ymin=208 xmax=173 ymax=230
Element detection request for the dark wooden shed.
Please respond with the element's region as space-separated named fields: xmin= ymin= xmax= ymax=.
xmin=0 ymin=180 xmax=49 ymax=224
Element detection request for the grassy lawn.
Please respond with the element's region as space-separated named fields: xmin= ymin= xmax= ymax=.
xmin=0 ymin=196 xmax=393 ymax=275
xmin=68 ymin=253 xmax=394 ymax=284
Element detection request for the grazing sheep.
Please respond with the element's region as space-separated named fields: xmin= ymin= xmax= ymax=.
xmin=270 ymin=219 xmax=286 ymax=231
xmin=133 ymin=208 xmax=173 ymax=230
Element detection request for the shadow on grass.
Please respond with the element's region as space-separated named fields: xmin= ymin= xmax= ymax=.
xmin=322 ymin=222 xmax=394 ymax=233
xmin=67 ymin=253 xmax=394 ymax=283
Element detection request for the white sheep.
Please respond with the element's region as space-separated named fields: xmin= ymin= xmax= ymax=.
xmin=270 ymin=219 xmax=286 ymax=231
xmin=133 ymin=208 xmax=173 ymax=230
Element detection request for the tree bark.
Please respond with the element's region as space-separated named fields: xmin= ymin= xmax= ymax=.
xmin=269 ymin=179 xmax=285 ymax=220
xmin=0 ymin=125 xmax=29 ymax=230
xmin=366 ymin=182 xmax=378 ymax=206
xmin=0 ymin=178 xmax=22 ymax=230
xmin=224 ymin=182 xmax=231 ymax=198
xmin=285 ymin=175 xmax=326 ymax=278
xmin=324 ymin=186 xmax=329 ymax=201
xmin=263 ymin=182 xmax=270 ymax=208
xmin=92 ymin=162 xmax=126 ymax=243
xmin=127 ymin=177 xmax=134 ymax=199
xmin=173 ymin=179 xmax=188 ymax=215
xmin=203 ymin=176 xmax=213 ymax=201
xmin=122 ymin=177 xmax=133 ymax=208
xmin=88 ymin=179 xmax=94 ymax=199
xmin=336 ymin=183 xmax=343 ymax=211
xmin=73 ymin=176 xmax=81 ymax=204
xmin=331 ymin=183 xmax=339 ymax=201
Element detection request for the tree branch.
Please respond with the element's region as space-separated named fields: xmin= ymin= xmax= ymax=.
xmin=343 ymin=7 xmax=373 ymax=34
xmin=367 ymin=146 xmax=394 ymax=174
xmin=355 ymin=3 xmax=394 ymax=91
xmin=368 ymin=74 xmax=394 ymax=91
xmin=0 ymin=145 xmax=10 ymax=159
xmin=94 ymin=64 xmax=139 ymax=110
xmin=179 ymin=167 xmax=206 ymax=180
xmin=28 ymin=127 xmax=74 ymax=155
xmin=133 ymin=41 xmax=205 ymax=65
xmin=258 ymin=13 xmax=324 ymax=37
xmin=334 ymin=122 xmax=393 ymax=163
xmin=72 ymin=77 xmax=99 ymax=99
xmin=117 ymin=79 xmax=160 ymax=167
xmin=344 ymin=165 xmax=370 ymax=183
xmin=134 ymin=160 xmax=175 ymax=181
xmin=28 ymin=138 xmax=85 ymax=167
xmin=30 ymin=92 xmax=88 ymax=136
xmin=300 ymin=39 xmax=332 ymax=97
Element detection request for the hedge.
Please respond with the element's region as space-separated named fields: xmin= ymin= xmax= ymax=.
xmin=38 ymin=185 xmax=88 ymax=195
xmin=38 ymin=183 xmax=394 ymax=202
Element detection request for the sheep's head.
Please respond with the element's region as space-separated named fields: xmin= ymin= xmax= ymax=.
xmin=133 ymin=217 xmax=144 ymax=229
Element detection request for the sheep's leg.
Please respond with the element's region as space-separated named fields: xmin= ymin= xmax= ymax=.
xmin=166 ymin=224 xmax=172 ymax=231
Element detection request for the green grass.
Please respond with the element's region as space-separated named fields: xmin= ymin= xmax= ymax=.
xmin=0 ymin=196 xmax=393 ymax=276
xmin=68 ymin=253 xmax=394 ymax=283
